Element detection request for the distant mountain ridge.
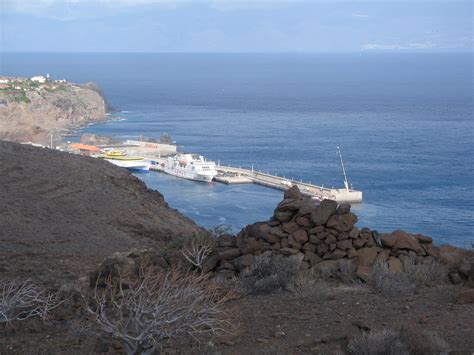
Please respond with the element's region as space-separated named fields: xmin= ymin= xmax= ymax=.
xmin=0 ymin=76 xmax=109 ymax=145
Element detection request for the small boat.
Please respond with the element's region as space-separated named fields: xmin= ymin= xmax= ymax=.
xmin=164 ymin=153 xmax=217 ymax=182
xmin=102 ymin=150 xmax=150 ymax=172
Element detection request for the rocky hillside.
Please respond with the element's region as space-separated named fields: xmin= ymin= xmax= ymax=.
xmin=0 ymin=141 xmax=202 ymax=286
xmin=0 ymin=77 xmax=109 ymax=145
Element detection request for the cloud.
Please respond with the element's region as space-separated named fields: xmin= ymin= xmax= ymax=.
xmin=351 ymin=13 xmax=369 ymax=18
xmin=362 ymin=42 xmax=436 ymax=50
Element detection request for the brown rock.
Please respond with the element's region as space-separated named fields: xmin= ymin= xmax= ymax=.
xmin=336 ymin=203 xmax=351 ymax=214
xmin=310 ymin=199 xmax=338 ymax=226
xmin=309 ymin=235 xmax=321 ymax=245
xmin=293 ymin=229 xmax=309 ymax=244
xmin=297 ymin=203 xmax=317 ymax=216
xmin=239 ymin=238 xmax=262 ymax=254
xmin=388 ymin=256 xmax=403 ymax=273
xmin=281 ymin=238 xmax=289 ymax=248
xmin=415 ymin=234 xmax=433 ymax=244
xmin=326 ymin=212 xmax=358 ymax=232
xmin=356 ymin=266 xmax=371 ymax=282
xmin=296 ymin=216 xmax=312 ymax=228
xmin=355 ymin=247 xmax=378 ymax=267
xmin=380 ymin=230 xmax=424 ymax=255
xmin=376 ymin=250 xmax=390 ymax=263
xmin=233 ymin=254 xmax=255 ymax=271
xmin=280 ymin=247 xmax=299 ymax=255
xmin=247 ymin=222 xmax=272 ymax=240
xmin=349 ymin=227 xmax=360 ymax=239
xmin=282 ymin=221 xmax=300 ymax=234
xmin=264 ymin=233 xmax=281 ymax=244
xmin=284 ymin=185 xmax=303 ymax=200
xmin=337 ymin=239 xmax=352 ymax=251
xmin=288 ymin=235 xmax=302 ymax=250
xmin=303 ymin=242 xmax=317 ymax=252
xmin=202 ymin=255 xmax=219 ymax=273
xmin=273 ymin=211 xmax=293 ymax=222
xmin=438 ymin=245 xmax=468 ymax=267
xmin=217 ymin=234 xmax=235 ymax=247
xmin=270 ymin=227 xmax=288 ymax=239
xmin=327 ymin=249 xmax=346 ymax=260
xmin=338 ymin=232 xmax=350 ymax=240
xmin=271 ymin=242 xmax=281 ymax=250
xmin=309 ymin=226 xmax=325 ymax=234
xmin=217 ymin=247 xmax=241 ymax=260
xmin=424 ymin=244 xmax=440 ymax=258
xmin=353 ymin=238 xmax=367 ymax=249
xmin=217 ymin=260 xmax=236 ymax=271
xmin=317 ymin=243 xmax=329 ymax=255
xmin=304 ymin=251 xmax=323 ymax=267
xmin=329 ymin=243 xmax=336 ymax=251
xmin=324 ymin=235 xmax=337 ymax=245
xmin=347 ymin=248 xmax=358 ymax=258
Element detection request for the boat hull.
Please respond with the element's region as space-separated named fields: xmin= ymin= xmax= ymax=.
xmin=163 ymin=167 xmax=215 ymax=182
xmin=105 ymin=159 xmax=150 ymax=172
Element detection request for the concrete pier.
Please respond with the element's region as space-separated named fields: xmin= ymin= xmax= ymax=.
xmin=148 ymin=158 xmax=363 ymax=203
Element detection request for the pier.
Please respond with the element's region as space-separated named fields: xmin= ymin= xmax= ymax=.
xmin=149 ymin=159 xmax=363 ymax=203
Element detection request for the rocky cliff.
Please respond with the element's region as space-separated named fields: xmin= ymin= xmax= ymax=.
xmin=0 ymin=77 xmax=109 ymax=145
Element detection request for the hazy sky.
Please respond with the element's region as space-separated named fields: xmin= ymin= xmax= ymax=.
xmin=1 ymin=0 xmax=472 ymax=52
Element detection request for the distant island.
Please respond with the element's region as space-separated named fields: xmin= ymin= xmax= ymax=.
xmin=0 ymin=75 xmax=110 ymax=146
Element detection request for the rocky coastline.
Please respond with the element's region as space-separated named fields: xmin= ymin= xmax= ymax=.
xmin=0 ymin=76 xmax=109 ymax=145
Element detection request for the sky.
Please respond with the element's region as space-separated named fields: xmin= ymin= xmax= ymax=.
xmin=0 ymin=0 xmax=472 ymax=52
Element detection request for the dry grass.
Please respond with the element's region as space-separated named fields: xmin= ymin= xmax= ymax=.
xmin=238 ymin=254 xmax=300 ymax=295
xmin=370 ymin=256 xmax=447 ymax=296
xmin=347 ymin=326 xmax=449 ymax=355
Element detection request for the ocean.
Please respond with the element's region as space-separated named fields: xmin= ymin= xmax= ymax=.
xmin=2 ymin=52 xmax=473 ymax=247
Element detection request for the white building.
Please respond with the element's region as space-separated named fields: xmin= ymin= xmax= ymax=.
xmin=31 ymin=76 xmax=47 ymax=83
xmin=0 ymin=78 xmax=9 ymax=84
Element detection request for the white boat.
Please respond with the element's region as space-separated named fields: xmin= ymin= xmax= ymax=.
xmin=164 ymin=153 xmax=217 ymax=182
xmin=103 ymin=150 xmax=150 ymax=172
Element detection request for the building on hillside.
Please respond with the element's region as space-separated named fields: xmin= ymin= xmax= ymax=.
xmin=69 ymin=143 xmax=101 ymax=156
xmin=0 ymin=84 xmax=9 ymax=89
xmin=0 ymin=78 xmax=10 ymax=84
xmin=31 ymin=76 xmax=47 ymax=83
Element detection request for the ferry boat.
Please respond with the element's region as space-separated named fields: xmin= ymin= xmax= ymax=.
xmin=164 ymin=153 xmax=217 ymax=182
xmin=103 ymin=150 xmax=150 ymax=172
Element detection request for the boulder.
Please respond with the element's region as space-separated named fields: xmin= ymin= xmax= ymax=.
xmin=215 ymin=270 xmax=236 ymax=283
xmin=284 ymin=185 xmax=303 ymax=200
xmin=293 ymin=229 xmax=309 ymax=244
xmin=233 ymin=254 xmax=255 ymax=271
xmin=282 ymin=221 xmax=300 ymax=234
xmin=324 ymin=235 xmax=337 ymax=245
xmin=326 ymin=249 xmax=346 ymax=260
xmin=288 ymin=252 xmax=305 ymax=269
xmin=380 ymin=230 xmax=425 ymax=255
xmin=269 ymin=227 xmax=288 ymax=239
xmin=217 ymin=234 xmax=235 ymax=247
xmin=326 ymin=212 xmax=358 ymax=232
xmin=303 ymin=242 xmax=317 ymax=252
xmin=277 ymin=199 xmax=304 ymax=212
xmin=438 ymin=245 xmax=468 ymax=267
xmin=415 ymin=234 xmax=433 ymax=244
xmin=376 ymin=250 xmax=390 ymax=263
xmin=310 ymin=199 xmax=338 ymax=226
xmin=309 ymin=235 xmax=321 ymax=245
xmin=349 ymin=227 xmax=360 ymax=239
xmin=317 ymin=243 xmax=329 ymax=256
xmin=217 ymin=260 xmax=236 ymax=271
xmin=295 ymin=216 xmax=312 ymax=228
xmin=456 ymin=289 xmax=474 ymax=304
xmin=217 ymin=247 xmax=241 ymax=260
xmin=337 ymin=239 xmax=352 ymax=251
xmin=347 ymin=248 xmax=358 ymax=258
xmin=297 ymin=203 xmax=317 ymax=216
xmin=264 ymin=233 xmax=281 ymax=244
xmin=388 ymin=257 xmax=403 ymax=273
xmin=355 ymin=247 xmax=378 ymax=267
xmin=281 ymin=238 xmax=289 ymax=248
xmin=356 ymin=266 xmax=371 ymax=282
xmin=338 ymin=232 xmax=350 ymax=240
xmin=337 ymin=203 xmax=351 ymax=215
xmin=239 ymin=238 xmax=262 ymax=254
xmin=247 ymin=222 xmax=272 ymax=240
xmin=273 ymin=211 xmax=294 ymax=222
xmin=329 ymin=243 xmax=337 ymax=251
xmin=280 ymin=248 xmax=299 ymax=255
xmin=304 ymin=251 xmax=322 ymax=267
xmin=288 ymin=235 xmax=302 ymax=250
xmin=424 ymin=244 xmax=440 ymax=258
xmin=353 ymin=238 xmax=367 ymax=249
xmin=309 ymin=226 xmax=325 ymax=234
xmin=202 ymin=255 xmax=219 ymax=273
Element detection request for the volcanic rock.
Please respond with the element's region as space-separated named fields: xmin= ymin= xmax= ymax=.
xmin=310 ymin=199 xmax=338 ymax=226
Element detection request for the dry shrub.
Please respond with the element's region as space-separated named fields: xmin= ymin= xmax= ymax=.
xmin=0 ymin=279 xmax=62 ymax=325
xmin=181 ymin=232 xmax=216 ymax=272
xmin=370 ymin=256 xmax=447 ymax=297
xmin=84 ymin=269 xmax=229 ymax=355
xmin=320 ymin=259 xmax=359 ymax=284
xmin=238 ymin=254 xmax=300 ymax=295
xmin=287 ymin=269 xmax=331 ymax=301
xmin=347 ymin=326 xmax=449 ymax=355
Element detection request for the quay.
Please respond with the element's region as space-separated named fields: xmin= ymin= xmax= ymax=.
xmin=149 ymin=159 xmax=363 ymax=203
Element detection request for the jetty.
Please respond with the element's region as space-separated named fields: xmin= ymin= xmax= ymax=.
xmin=149 ymin=149 xmax=363 ymax=203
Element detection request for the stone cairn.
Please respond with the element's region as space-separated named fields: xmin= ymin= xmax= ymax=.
xmin=207 ymin=186 xmax=472 ymax=283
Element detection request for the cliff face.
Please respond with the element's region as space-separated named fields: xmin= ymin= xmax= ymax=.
xmin=0 ymin=140 xmax=203 ymax=285
xmin=0 ymin=78 xmax=108 ymax=145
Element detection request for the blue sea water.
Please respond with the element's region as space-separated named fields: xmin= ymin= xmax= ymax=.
xmin=1 ymin=52 xmax=473 ymax=246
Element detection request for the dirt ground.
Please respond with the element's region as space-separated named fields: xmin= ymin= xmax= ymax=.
xmin=0 ymin=284 xmax=472 ymax=354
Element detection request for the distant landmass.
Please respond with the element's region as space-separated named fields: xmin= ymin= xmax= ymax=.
xmin=0 ymin=75 xmax=110 ymax=145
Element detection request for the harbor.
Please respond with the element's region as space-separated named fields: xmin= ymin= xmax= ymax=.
xmin=66 ymin=135 xmax=363 ymax=203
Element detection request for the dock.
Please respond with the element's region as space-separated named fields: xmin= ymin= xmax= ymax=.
xmin=149 ymin=159 xmax=363 ymax=203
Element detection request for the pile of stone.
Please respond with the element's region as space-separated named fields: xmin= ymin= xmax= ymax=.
xmin=209 ymin=186 xmax=472 ymax=283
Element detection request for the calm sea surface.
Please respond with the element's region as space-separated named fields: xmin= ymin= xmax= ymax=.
xmin=2 ymin=53 xmax=473 ymax=246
